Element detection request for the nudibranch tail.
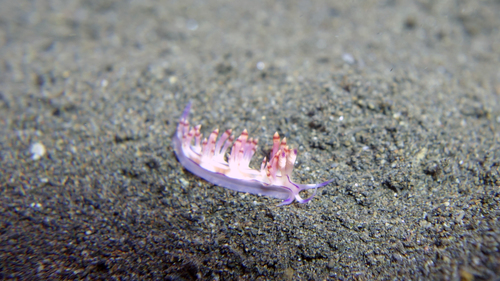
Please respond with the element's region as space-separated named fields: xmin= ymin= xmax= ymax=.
xmin=172 ymin=101 xmax=335 ymax=205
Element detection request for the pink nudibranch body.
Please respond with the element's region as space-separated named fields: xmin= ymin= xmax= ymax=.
xmin=171 ymin=101 xmax=335 ymax=205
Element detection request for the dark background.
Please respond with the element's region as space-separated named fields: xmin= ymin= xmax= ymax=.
xmin=1 ymin=0 xmax=499 ymax=279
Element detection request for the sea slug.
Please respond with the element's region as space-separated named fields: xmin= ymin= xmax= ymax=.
xmin=172 ymin=102 xmax=335 ymax=205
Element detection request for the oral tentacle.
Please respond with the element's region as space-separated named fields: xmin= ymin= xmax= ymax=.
xmin=294 ymin=187 xmax=317 ymax=204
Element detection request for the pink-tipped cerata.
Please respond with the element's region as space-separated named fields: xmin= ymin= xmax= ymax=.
xmin=171 ymin=102 xmax=335 ymax=205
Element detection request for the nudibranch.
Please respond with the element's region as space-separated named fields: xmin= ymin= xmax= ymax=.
xmin=171 ymin=102 xmax=335 ymax=205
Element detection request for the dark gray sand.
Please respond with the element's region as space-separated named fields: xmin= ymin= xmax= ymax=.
xmin=1 ymin=1 xmax=499 ymax=280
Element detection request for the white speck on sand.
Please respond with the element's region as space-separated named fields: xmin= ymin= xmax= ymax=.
xmin=30 ymin=142 xmax=46 ymax=160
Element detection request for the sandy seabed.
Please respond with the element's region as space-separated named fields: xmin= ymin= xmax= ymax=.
xmin=1 ymin=1 xmax=499 ymax=280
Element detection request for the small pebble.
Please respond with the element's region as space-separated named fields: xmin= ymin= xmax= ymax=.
xmin=30 ymin=142 xmax=46 ymax=160
xmin=342 ymin=53 xmax=355 ymax=64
